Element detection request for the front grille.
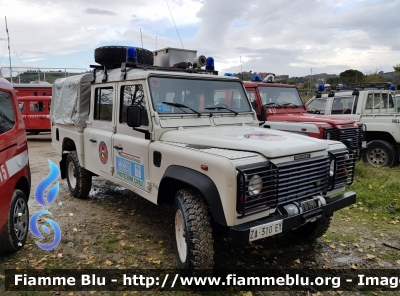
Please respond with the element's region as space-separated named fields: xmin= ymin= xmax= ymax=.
xmin=324 ymin=127 xmax=361 ymax=149
xmin=236 ymin=156 xmax=330 ymax=217
xmin=274 ymin=155 xmax=330 ymax=205
xmin=329 ymin=149 xmax=355 ymax=190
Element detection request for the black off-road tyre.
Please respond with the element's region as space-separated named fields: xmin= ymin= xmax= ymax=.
xmin=361 ymin=140 xmax=398 ymax=167
xmin=0 ymin=190 xmax=29 ymax=252
xmin=94 ymin=46 xmax=154 ymax=66
xmin=292 ymin=215 xmax=332 ymax=241
xmin=173 ymin=189 xmax=214 ymax=273
xmin=66 ymin=151 xmax=92 ymax=199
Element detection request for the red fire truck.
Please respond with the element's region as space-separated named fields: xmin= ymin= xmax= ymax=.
xmin=0 ymin=78 xmax=31 ymax=252
xmin=13 ymin=84 xmax=52 ymax=135
xmin=243 ymin=76 xmax=366 ymax=155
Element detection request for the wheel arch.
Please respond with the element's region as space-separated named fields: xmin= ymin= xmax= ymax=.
xmin=60 ymin=138 xmax=77 ymax=179
xmin=158 ymin=165 xmax=227 ymax=226
xmin=366 ymin=131 xmax=396 ymax=146
xmin=15 ymin=176 xmax=30 ymax=200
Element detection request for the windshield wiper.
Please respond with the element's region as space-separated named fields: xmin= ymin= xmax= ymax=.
xmin=204 ymin=106 xmax=238 ymax=116
xmin=281 ymin=102 xmax=299 ymax=108
xmin=263 ymin=102 xmax=282 ymax=107
xmin=161 ymin=102 xmax=202 ymax=117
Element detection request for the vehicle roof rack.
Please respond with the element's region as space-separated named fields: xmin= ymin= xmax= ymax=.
xmin=346 ymin=82 xmax=393 ymax=90
xmin=90 ymin=62 xmax=219 ymax=83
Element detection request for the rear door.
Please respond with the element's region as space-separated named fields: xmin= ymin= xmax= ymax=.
xmin=85 ymin=84 xmax=115 ymax=176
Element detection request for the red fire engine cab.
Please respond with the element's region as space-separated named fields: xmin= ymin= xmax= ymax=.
xmin=13 ymin=84 xmax=52 ymax=135
xmin=0 ymin=78 xmax=31 ymax=251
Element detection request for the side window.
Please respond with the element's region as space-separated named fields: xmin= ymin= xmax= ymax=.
xmin=94 ymin=87 xmax=114 ymax=121
xmin=383 ymin=94 xmax=394 ymax=109
xmin=30 ymin=101 xmax=45 ymax=112
xmin=120 ymin=84 xmax=149 ymax=126
xmin=19 ymin=102 xmax=25 ymax=112
xmin=246 ymin=90 xmax=258 ymax=113
xmin=365 ymin=94 xmax=373 ymax=109
xmin=0 ymin=91 xmax=16 ymax=135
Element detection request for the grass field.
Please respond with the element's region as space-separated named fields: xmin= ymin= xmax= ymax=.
xmin=346 ymin=161 xmax=400 ymax=223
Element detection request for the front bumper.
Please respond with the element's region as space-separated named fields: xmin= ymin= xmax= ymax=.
xmin=227 ymin=191 xmax=356 ymax=243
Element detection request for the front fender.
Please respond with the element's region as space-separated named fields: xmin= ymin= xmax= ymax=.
xmin=158 ymin=165 xmax=227 ymax=226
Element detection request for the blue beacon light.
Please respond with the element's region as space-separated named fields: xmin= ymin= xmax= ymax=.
xmin=224 ymin=73 xmax=234 ymax=77
xmin=126 ymin=47 xmax=137 ymax=64
xmin=251 ymin=75 xmax=263 ymax=82
xmin=205 ymin=57 xmax=214 ymax=70
xmin=317 ymin=84 xmax=324 ymax=91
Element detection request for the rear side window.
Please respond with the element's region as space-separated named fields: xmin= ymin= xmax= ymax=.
xmin=94 ymin=87 xmax=114 ymax=121
xmin=30 ymin=101 xmax=46 ymax=112
xmin=0 ymin=91 xmax=16 ymax=135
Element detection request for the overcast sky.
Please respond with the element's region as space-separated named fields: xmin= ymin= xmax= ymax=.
xmin=0 ymin=0 xmax=399 ymax=78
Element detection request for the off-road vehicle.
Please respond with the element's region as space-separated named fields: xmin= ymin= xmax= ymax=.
xmin=306 ymin=83 xmax=399 ymax=167
xmin=0 ymin=78 xmax=31 ymax=252
xmin=243 ymin=75 xmax=366 ymax=156
xmin=50 ymin=46 xmax=356 ymax=272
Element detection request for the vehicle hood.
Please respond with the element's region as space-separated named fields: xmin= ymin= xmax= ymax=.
xmin=160 ymin=126 xmax=329 ymax=158
xmin=268 ymin=113 xmax=356 ymax=125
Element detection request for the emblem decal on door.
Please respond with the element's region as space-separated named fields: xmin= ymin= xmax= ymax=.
xmin=99 ymin=141 xmax=108 ymax=164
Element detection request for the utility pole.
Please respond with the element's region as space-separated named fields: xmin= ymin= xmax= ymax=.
xmin=309 ymin=68 xmax=313 ymax=93
xmin=240 ymin=56 xmax=243 ymax=80
xmin=5 ymin=16 xmax=13 ymax=83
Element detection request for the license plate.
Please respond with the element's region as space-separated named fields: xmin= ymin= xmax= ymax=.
xmin=362 ymin=141 xmax=367 ymax=147
xmin=249 ymin=220 xmax=283 ymax=242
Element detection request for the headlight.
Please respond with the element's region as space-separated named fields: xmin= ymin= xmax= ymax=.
xmin=248 ymin=174 xmax=262 ymax=196
xmin=329 ymin=159 xmax=335 ymax=176
xmin=326 ymin=132 xmax=331 ymax=140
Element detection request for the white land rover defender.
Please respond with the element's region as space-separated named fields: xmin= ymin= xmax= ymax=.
xmin=50 ymin=46 xmax=356 ymax=272
xmin=307 ymin=83 xmax=400 ymax=167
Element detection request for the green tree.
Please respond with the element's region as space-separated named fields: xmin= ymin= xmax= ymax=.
xmin=339 ymin=69 xmax=364 ymax=84
xmin=326 ymin=77 xmax=341 ymax=85
xmin=394 ymin=64 xmax=400 ymax=72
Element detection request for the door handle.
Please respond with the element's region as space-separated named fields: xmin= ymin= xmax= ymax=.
xmin=89 ymin=139 xmax=97 ymax=143
xmin=113 ymin=145 xmax=123 ymax=150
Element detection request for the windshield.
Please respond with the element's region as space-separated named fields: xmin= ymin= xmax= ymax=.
xmin=0 ymin=91 xmax=15 ymax=135
xmin=148 ymin=76 xmax=251 ymax=115
xmin=307 ymin=98 xmax=327 ymax=114
xmin=258 ymin=86 xmax=302 ymax=106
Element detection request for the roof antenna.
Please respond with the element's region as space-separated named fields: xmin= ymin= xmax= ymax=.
xmin=5 ymin=16 xmax=13 ymax=83
xmin=140 ymin=28 xmax=147 ymax=70
xmin=166 ymin=0 xmax=188 ymax=63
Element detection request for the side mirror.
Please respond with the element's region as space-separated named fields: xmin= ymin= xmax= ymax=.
xmin=259 ymin=105 xmax=267 ymax=121
xmin=127 ymin=106 xmax=142 ymax=127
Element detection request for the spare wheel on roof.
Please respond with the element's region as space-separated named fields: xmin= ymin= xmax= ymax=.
xmin=94 ymin=46 xmax=154 ymax=66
